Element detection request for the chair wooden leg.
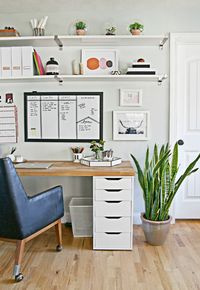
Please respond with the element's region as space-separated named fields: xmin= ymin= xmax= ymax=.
xmin=55 ymin=219 xmax=63 ymax=251
xmin=13 ymin=240 xmax=25 ymax=282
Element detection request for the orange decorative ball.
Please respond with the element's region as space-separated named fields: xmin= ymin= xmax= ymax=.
xmin=87 ymin=58 xmax=99 ymax=70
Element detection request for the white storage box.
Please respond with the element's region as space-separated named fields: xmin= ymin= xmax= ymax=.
xmin=69 ymin=197 xmax=93 ymax=237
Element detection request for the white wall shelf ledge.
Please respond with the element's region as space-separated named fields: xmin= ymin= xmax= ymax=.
xmin=0 ymin=35 xmax=168 ymax=48
xmin=0 ymin=74 xmax=168 ymax=84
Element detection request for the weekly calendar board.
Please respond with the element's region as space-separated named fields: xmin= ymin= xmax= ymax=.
xmin=24 ymin=92 xmax=103 ymax=142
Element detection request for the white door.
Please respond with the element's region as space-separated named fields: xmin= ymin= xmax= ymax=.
xmin=170 ymin=33 xmax=200 ymax=218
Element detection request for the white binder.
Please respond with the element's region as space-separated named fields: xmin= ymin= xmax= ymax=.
xmin=22 ymin=46 xmax=33 ymax=76
xmin=0 ymin=48 xmax=2 ymax=78
xmin=12 ymin=47 xmax=22 ymax=77
xmin=1 ymin=47 xmax=12 ymax=78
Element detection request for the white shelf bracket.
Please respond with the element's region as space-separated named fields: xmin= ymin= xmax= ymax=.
xmin=159 ymin=36 xmax=168 ymax=50
xmin=54 ymin=35 xmax=63 ymax=50
xmin=54 ymin=75 xmax=63 ymax=84
xmin=158 ymin=74 xmax=168 ymax=84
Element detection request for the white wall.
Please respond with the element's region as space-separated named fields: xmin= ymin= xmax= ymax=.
xmin=0 ymin=0 xmax=199 ymax=223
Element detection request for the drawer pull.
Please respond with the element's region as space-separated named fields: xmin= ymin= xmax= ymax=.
xmin=105 ymin=232 xmax=122 ymax=235
xmin=105 ymin=216 xmax=122 ymax=219
xmin=105 ymin=201 xmax=122 ymax=203
xmin=105 ymin=189 xmax=122 ymax=192
xmin=105 ymin=178 xmax=122 ymax=181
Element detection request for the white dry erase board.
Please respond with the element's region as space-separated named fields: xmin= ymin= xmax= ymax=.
xmin=24 ymin=92 xmax=103 ymax=142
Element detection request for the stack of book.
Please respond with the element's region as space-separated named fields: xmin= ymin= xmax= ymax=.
xmin=0 ymin=29 xmax=20 ymax=37
xmin=33 ymin=49 xmax=45 ymax=75
xmin=127 ymin=62 xmax=156 ymax=75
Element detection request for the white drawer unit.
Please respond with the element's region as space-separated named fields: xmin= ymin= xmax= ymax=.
xmin=95 ymin=189 xmax=131 ymax=201
xmin=93 ymin=176 xmax=134 ymax=250
xmin=94 ymin=233 xmax=132 ymax=250
xmin=95 ymin=217 xmax=131 ymax=232
xmin=94 ymin=201 xmax=131 ymax=217
xmin=95 ymin=177 xmax=132 ymax=190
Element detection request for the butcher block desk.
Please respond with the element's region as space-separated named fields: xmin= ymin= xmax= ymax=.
xmin=16 ymin=161 xmax=135 ymax=250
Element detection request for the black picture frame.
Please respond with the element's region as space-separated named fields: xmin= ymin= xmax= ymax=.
xmin=24 ymin=91 xmax=103 ymax=142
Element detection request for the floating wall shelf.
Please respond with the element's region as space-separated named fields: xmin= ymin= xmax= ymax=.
xmin=0 ymin=74 xmax=168 ymax=84
xmin=0 ymin=34 xmax=168 ymax=49
xmin=0 ymin=34 xmax=168 ymax=84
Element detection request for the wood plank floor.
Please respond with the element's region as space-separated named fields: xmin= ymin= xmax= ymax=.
xmin=0 ymin=221 xmax=200 ymax=290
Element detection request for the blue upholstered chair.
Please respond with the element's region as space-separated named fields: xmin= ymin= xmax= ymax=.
xmin=0 ymin=158 xmax=64 ymax=282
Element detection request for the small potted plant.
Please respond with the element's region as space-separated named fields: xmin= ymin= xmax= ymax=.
xmin=129 ymin=22 xmax=144 ymax=35
xmin=105 ymin=26 xmax=116 ymax=36
xmin=131 ymin=142 xmax=200 ymax=246
xmin=90 ymin=140 xmax=105 ymax=160
xmin=75 ymin=21 xmax=87 ymax=36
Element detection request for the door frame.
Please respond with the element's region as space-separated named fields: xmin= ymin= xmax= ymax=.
xmin=170 ymin=33 xmax=200 ymax=219
xmin=170 ymin=33 xmax=182 ymax=220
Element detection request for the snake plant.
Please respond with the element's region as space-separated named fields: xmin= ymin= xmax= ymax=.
xmin=131 ymin=143 xmax=200 ymax=221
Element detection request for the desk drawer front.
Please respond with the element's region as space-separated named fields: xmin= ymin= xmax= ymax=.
xmin=95 ymin=177 xmax=132 ymax=190
xmin=95 ymin=217 xmax=131 ymax=232
xmin=94 ymin=233 xmax=132 ymax=250
xmin=95 ymin=189 xmax=131 ymax=201
xmin=94 ymin=201 xmax=131 ymax=217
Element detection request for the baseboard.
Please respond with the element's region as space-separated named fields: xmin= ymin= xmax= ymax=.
xmin=133 ymin=212 xmax=142 ymax=225
xmin=61 ymin=212 xmax=71 ymax=224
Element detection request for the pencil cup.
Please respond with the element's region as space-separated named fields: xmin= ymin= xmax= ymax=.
xmin=73 ymin=153 xmax=83 ymax=163
xmin=33 ymin=28 xmax=38 ymax=36
xmin=39 ymin=28 xmax=45 ymax=36
xmin=33 ymin=28 xmax=45 ymax=36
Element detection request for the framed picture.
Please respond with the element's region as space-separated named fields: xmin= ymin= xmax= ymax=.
xmin=24 ymin=92 xmax=103 ymax=142
xmin=113 ymin=111 xmax=150 ymax=141
xmin=120 ymin=89 xmax=142 ymax=107
xmin=82 ymin=49 xmax=119 ymax=75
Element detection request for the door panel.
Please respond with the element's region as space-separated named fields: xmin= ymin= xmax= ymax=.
xmin=171 ymin=33 xmax=200 ymax=218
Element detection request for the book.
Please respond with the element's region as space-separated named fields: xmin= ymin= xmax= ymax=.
xmin=33 ymin=49 xmax=45 ymax=75
xmin=132 ymin=62 xmax=151 ymax=68
xmin=33 ymin=51 xmax=40 ymax=75
xmin=128 ymin=67 xmax=156 ymax=72
xmin=126 ymin=68 xmax=156 ymax=75
xmin=127 ymin=70 xmax=156 ymax=75
xmin=80 ymin=156 xmax=122 ymax=167
xmin=127 ymin=67 xmax=156 ymax=75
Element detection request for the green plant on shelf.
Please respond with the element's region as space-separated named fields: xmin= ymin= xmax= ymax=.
xmin=75 ymin=21 xmax=86 ymax=30
xmin=129 ymin=22 xmax=144 ymax=34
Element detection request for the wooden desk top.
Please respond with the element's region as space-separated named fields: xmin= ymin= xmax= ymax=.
xmin=16 ymin=160 xmax=135 ymax=177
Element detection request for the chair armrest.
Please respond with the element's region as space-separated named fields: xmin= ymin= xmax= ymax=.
xmin=21 ymin=185 xmax=64 ymax=238
xmin=28 ymin=185 xmax=63 ymax=203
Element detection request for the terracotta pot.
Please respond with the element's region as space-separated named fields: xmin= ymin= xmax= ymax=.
xmin=76 ymin=29 xmax=86 ymax=36
xmin=141 ymin=213 xmax=172 ymax=246
xmin=130 ymin=29 xmax=141 ymax=35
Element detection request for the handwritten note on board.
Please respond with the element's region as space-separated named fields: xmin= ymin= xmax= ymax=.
xmin=25 ymin=92 xmax=103 ymax=142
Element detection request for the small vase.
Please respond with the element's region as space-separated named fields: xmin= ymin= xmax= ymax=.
xmin=76 ymin=29 xmax=86 ymax=36
xmin=95 ymin=151 xmax=101 ymax=160
xmin=131 ymin=29 xmax=141 ymax=35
